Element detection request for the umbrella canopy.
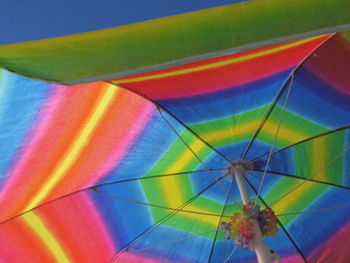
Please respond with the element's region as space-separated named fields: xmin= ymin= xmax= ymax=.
xmin=0 ymin=1 xmax=350 ymax=262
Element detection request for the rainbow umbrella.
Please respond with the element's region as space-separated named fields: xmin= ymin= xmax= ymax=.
xmin=0 ymin=0 xmax=350 ymax=262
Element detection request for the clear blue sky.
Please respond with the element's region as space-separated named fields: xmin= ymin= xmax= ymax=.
xmin=0 ymin=0 xmax=246 ymax=44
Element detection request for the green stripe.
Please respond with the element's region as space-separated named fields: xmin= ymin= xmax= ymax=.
xmin=263 ymin=176 xmax=329 ymax=225
xmin=325 ymin=131 xmax=345 ymax=185
xmin=0 ymin=0 xmax=349 ymax=82
xmin=190 ymin=106 xmax=268 ymax=147
xmin=142 ymin=130 xmax=214 ymax=221
xmin=190 ymin=105 xmax=327 ymax=148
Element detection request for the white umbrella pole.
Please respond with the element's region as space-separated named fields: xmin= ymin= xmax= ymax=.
xmin=232 ymin=164 xmax=273 ymax=263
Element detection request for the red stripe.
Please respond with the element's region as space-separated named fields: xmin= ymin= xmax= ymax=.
xmin=37 ymin=192 xmax=115 ymax=263
xmin=46 ymin=89 xmax=150 ymax=201
xmin=112 ymin=37 xmax=328 ymax=100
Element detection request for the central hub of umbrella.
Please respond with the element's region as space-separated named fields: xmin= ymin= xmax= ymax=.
xmin=226 ymin=159 xmax=253 ymax=180
xmin=220 ymin=202 xmax=278 ymax=249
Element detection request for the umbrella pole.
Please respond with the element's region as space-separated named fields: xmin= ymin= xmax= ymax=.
xmin=232 ymin=164 xmax=273 ymax=263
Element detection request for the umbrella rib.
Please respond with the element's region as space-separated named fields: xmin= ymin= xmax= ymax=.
xmin=128 ymin=230 xmax=218 ymax=253
xmin=207 ymin=171 xmax=242 ymax=209
xmin=240 ymin=74 xmax=293 ymax=159
xmin=155 ymin=102 xmax=233 ymax=164
xmin=97 ymin=168 xmax=225 ymax=186
xmin=245 ymin=178 xmax=308 ymax=263
xmin=0 ymin=169 xmax=222 ymax=226
xmin=92 ymin=187 xmax=229 ymax=218
xmin=252 ymin=169 xmax=350 ymax=191
xmin=109 ymin=174 xmax=227 ymax=262
xmin=223 ymin=245 xmax=238 ymax=263
xmin=251 ymin=123 xmax=350 ymax=164
xmin=157 ymin=106 xmax=211 ymax=170
xmin=270 ymin=145 xmax=350 ymax=207
xmin=158 ymin=107 xmax=240 ymax=206
xmin=277 ymin=203 xmax=350 ymax=217
xmin=207 ymin=180 xmax=235 ymax=263
xmin=254 ymin=74 xmax=294 ymax=202
xmin=156 ymin=106 xmax=231 ymax=163
xmin=110 ymin=82 xmax=232 ymax=164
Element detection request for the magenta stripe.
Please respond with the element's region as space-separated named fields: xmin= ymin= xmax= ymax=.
xmin=81 ymin=192 xmax=116 ymax=257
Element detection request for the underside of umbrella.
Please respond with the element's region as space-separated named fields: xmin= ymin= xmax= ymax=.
xmin=0 ymin=1 xmax=350 ymax=262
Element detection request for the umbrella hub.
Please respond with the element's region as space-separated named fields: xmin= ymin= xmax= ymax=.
xmin=227 ymin=159 xmax=253 ymax=178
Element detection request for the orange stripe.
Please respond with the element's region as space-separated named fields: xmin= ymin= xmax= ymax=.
xmin=46 ymin=89 xmax=148 ymax=200
xmin=25 ymin=83 xmax=118 ymax=211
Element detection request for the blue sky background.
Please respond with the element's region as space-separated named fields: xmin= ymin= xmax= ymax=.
xmin=0 ymin=0 xmax=246 ymax=44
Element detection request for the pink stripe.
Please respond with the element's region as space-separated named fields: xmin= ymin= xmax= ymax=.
xmin=8 ymin=85 xmax=66 ymax=177
xmin=308 ymin=223 xmax=350 ymax=262
xmin=0 ymin=85 xmax=67 ymax=220
xmin=87 ymin=103 xmax=155 ymax=185
xmin=79 ymin=192 xmax=116 ymax=258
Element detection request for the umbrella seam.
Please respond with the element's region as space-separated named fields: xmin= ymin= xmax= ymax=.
xmin=252 ymin=169 xmax=350 ymax=191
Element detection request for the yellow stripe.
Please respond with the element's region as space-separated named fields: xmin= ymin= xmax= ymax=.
xmin=115 ymin=36 xmax=323 ymax=84
xmin=161 ymin=139 xmax=206 ymax=207
xmin=200 ymin=121 xmax=259 ymax=145
xmin=23 ymin=212 xmax=71 ymax=263
xmin=262 ymin=121 xmax=306 ymax=145
xmin=183 ymin=204 xmax=221 ymax=226
xmin=25 ymin=84 xmax=118 ymax=211
xmin=272 ymin=182 xmax=314 ymax=215
xmin=270 ymin=138 xmax=327 ymax=215
xmin=201 ymin=119 xmax=306 ymax=146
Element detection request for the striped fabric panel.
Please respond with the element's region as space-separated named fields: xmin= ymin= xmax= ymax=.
xmin=0 ymin=70 xmax=221 ymax=225
xmin=112 ymin=35 xmax=330 ymax=162
xmin=253 ymin=128 xmax=349 ymax=187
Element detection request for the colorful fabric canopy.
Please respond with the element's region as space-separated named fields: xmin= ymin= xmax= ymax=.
xmin=1 ymin=1 xmax=350 ymax=263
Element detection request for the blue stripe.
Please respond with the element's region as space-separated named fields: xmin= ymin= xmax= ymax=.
xmin=0 ymin=71 xmax=52 ymax=187
xmin=343 ymin=129 xmax=350 ymax=187
xmin=286 ymin=186 xmax=350 ymax=256
xmin=287 ymin=69 xmax=350 ymax=128
xmin=90 ymin=181 xmax=154 ymax=251
xmin=159 ymin=70 xmax=292 ymax=125
xmin=101 ymin=112 xmax=187 ymax=182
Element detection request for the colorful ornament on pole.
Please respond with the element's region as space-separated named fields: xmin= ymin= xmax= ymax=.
xmin=220 ymin=202 xmax=278 ymax=249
